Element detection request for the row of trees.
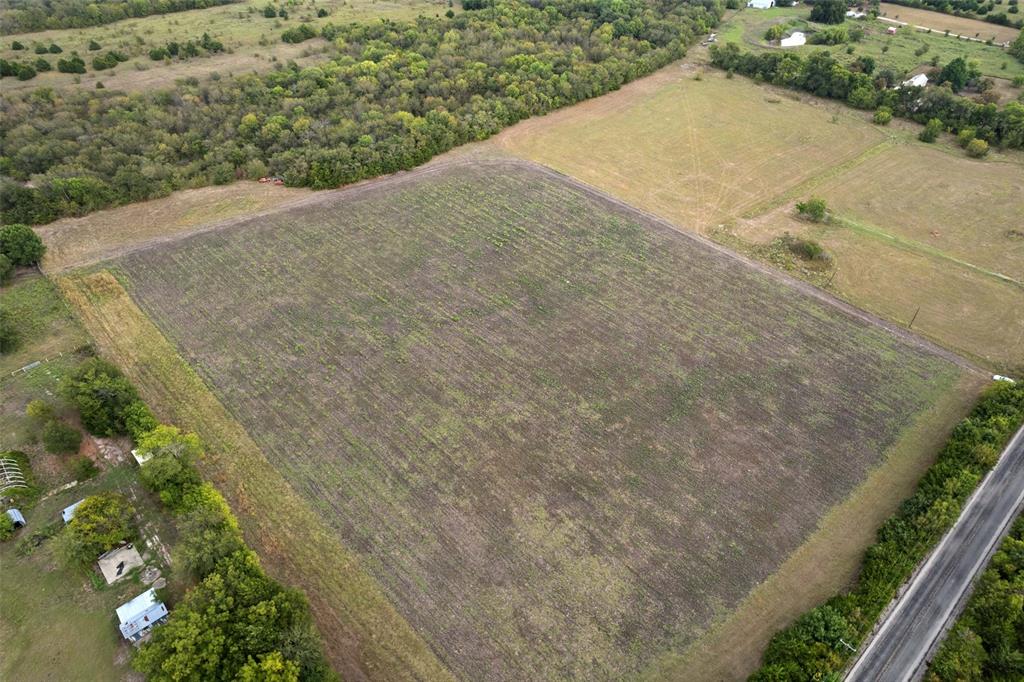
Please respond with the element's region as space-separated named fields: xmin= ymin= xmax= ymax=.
xmin=927 ymin=515 xmax=1024 ymax=681
xmin=0 ymin=0 xmax=720 ymax=225
xmin=0 ymin=0 xmax=241 ymax=34
xmin=149 ymin=33 xmax=225 ymax=60
xmin=749 ymin=380 xmax=1024 ymax=680
xmin=709 ymin=44 xmax=1024 ymax=148
xmin=58 ymin=354 xmax=334 ymax=680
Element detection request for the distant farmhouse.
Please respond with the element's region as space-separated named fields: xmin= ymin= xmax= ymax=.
xmin=748 ymin=0 xmax=775 ymax=8
xmin=117 ymin=589 xmax=168 ymax=643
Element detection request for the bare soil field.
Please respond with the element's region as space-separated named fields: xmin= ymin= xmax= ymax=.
xmin=493 ymin=68 xmax=1024 ymax=371
xmin=38 ymin=181 xmax=310 ymax=272
xmin=91 ymin=160 xmax=970 ymax=680
xmin=0 ymin=0 xmax=450 ymax=93
xmin=878 ymin=2 xmax=1021 ymax=44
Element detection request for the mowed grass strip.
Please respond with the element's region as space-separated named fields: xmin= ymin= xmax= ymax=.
xmin=105 ymin=160 xmax=966 ymax=679
xmin=58 ymin=270 xmax=454 ymax=682
xmin=494 ymin=73 xmax=887 ymax=231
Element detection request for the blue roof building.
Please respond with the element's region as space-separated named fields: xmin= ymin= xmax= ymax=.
xmin=116 ymin=589 xmax=169 ymax=642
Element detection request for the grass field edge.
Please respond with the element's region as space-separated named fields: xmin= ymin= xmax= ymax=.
xmin=56 ymin=268 xmax=455 ymax=682
xmin=640 ymin=369 xmax=988 ymax=681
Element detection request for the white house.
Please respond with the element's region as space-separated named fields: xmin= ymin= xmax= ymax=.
xmin=748 ymin=0 xmax=775 ymax=8
xmin=780 ymin=31 xmax=807 ymax=47
xmin=117 ymin=589 xmax=169 ymax=642
xmin=902 ymin=73 xmax=929 ymax=88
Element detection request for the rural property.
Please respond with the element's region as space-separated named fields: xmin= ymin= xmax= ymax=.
xmin=80 ymin=160 xmax=970 ymax=679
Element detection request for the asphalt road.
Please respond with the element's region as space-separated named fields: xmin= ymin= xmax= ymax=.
xmin=846 ymin=422 xmax=1024 ymax=682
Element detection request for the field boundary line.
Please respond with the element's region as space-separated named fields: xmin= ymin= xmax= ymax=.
xmin=831 ymin=215 xmax=1024 ymax=289
xmin=741 ymin=138 xmax=896 ymax=220
xmin=63 ymin=157 xmax=984 ymax=376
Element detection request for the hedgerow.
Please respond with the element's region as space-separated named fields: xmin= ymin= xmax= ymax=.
xmin=750 ymin=380 xmax=1024 ymax=680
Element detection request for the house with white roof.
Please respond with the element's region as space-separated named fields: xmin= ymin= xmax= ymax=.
xmin=116 ymin=589 xmax=169 ymax=642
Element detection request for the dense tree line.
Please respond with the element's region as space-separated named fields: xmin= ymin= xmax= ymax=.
xmin=0 ymin=0 xmax=720 ymax=224
xmin=748 ymin=380 xmax=1024 ymax=680
xmin=0 ymin=0 xmax=242 ymax=34
xmin=882 ymin=0 xmax=1023 ymax=29
xmin=927 ymin=515 xmax=1024 ymax=681
xmin=60 ymin=356 xmax=334 ymax=680
xmin=709 ymin=43 xmax=1024 ymax=148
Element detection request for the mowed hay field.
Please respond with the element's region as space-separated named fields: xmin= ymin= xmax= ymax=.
xmin=494 ymin=69 xmax=1024 ymax=370
xmin=103 ymin=161 xmax=969 ymax=679
xmin=878 ymin=2 xmax=1021 ymax=44
xmin=496 ymin=73 xmax=888 ymax=231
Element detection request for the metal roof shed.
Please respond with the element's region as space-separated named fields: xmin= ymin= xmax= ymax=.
xmin=116 ymin=589 xmax=169 ymax=642
xmin=5 ymin=508 xmax=25 ymax=528
xmin=61 ymin=499 xmax=85 ymax=524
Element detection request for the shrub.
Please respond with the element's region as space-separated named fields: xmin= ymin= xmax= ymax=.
xmin=61 ymin=358 xmax=143 ymax=436
xmin=957 ymin=127 xmax=977 ymax=147
xmin=71 ymin=457 xmax=100 ymax=480
xmin=11 ymin=40 xmax=24 ymax=50
xmin=0 ymin=308 xmax=18 ymax=354
xmin=88 ymin=40 xmax=102 ymax=50
xmin=57 ymin=55 xmax=86 ymax=73
xmin=0 ymin=254 xmax=12 ymax=285
xmin=34 ymin=44 xmax=49 ymax=54
xmin=60 ymin=492 xmax=134 ymax=563
xmin=15 ymin=63 xmax=36 ymax=80
xmin=41 ymin=420 xmax=82 ymax=454
xmin=764 ymin=24 xmax=785 ymax=42
xmin=33 ymin=57 xmax=51 ymax=72
xmin=965 ymin=138 xmax=989 ymax=157
xmin=873 ymin=106 xmax=893 ymax=125
xmin=48 ymin=43 xmax=62 ymax=54
xmin=281 ymin=23 xmax=317 ymax=43
xmin=317 ymin=7 xmax=328 ymax=16
xmin=919 ymin=117 xmax=943 ymax=142
xmin=0 ymin=513 xmax=15 ymax=542
xmin=26 ymin=399 xmax=54 ymax=424
xmin=795 ymin=197 xmax=828 ymax=222
xmin=811 ymin=25 xmax=849 ymax=45
xmin=783 ymin=234 xmax=830 ymax=262
xmin=149 ymin=46 xmax=168 ymax=60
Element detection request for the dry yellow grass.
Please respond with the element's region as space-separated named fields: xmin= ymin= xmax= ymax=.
xmin=878 ymin=2 xmax=1021 ymax=44
xmin=38 ymin=181 xmax=310 ymax=272
xmin=58 ymin=270 xmax=454 ymax=682
xmin=494 ymin=70 xmax=888 ymax=231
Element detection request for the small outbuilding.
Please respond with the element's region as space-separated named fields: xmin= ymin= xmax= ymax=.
xmin=130 ymin=448 xmax=153 ymax=467
xmin=61 ymin=499 xmax=85 ymax=524
xmin=116 ymin=589 xmax=169 ymax=642
xmin=886 ymin=26 xmax=898 ymax=34
xmin=5 ymin=508 xmax=25 ymax=528
xmin=97 ymin=544 xmax=145 ymax=585
xmin=781 ymin=31 xmax=807 ymax=47
xmin=748 ymin=0 xmax=775 ymax=8
xmin=902 ymin=73 xmax=929 ymax=88
xmin=845 ymin=10 xmax=867 ymax=18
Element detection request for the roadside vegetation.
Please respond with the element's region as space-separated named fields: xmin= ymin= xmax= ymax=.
xmin=750 ymin=379 xmax=1024 ymax=680
xmin=927 ymin=513 xmax=1024 ymax=681
xmin=0 ymin=0 xmax=719 ymax=225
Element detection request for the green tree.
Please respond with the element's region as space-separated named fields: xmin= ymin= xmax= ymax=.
xmin=1010 ymin=31 xmax=1024 ymax=63
xmin=873 ymin=106 xmax=893 ymax=125
xmin=42 ymin=420 xmax=82 ymax=454
xmin=795 ymin=197 xmax=828 ymax=222
xmin=764 ymin=24 xmax=785 ymax=41
xmin=61 ymin=358 xmax=142 ymax=436
xmin=0 ymin=224 xmax=46 ymax=265
xmin=928 ymin=625 xmax=986 ymax=681
xmin=138 ymin=425 xmax=204 ymax=508
xmin=175 ymin=483 xmax=247 ymax=577
xmin=936 ymin=57 xmax=979 ymax=93
xmin=133 ymin=550 xmax=327 ymax=681
xmin=61 ymin=492 xmax=135 ymax=563
xmin=238 ymin=652 xmax=300 ymax=681
xmin=810 ymin=0 xmax=847 ymax=24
